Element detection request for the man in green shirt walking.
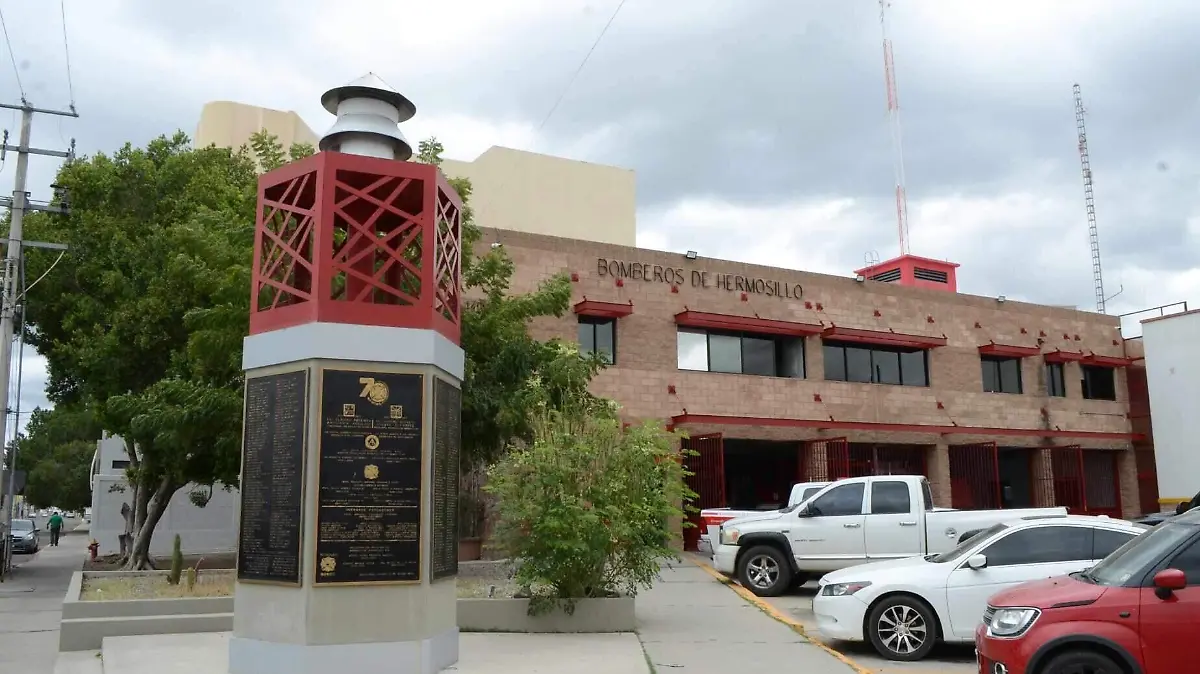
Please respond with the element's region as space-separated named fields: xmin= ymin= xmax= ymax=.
xmin=48 ymin=511 xmax=64 ymax=546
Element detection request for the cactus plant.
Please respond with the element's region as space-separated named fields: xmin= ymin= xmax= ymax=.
xmin=185 ymin=566 xmax=197 ymax=592
xmin=167 ymin=534 xmax=183 ymax=585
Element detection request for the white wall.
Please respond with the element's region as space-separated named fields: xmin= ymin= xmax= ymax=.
xmin=90 ymin=434 xmax=238 ymax=557
xmin=1141 ymin=309 xmax=1200 ymax=505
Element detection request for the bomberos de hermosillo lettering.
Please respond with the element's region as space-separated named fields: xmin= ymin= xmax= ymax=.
xmin=596 ymin=257 xmax=803 ymax=299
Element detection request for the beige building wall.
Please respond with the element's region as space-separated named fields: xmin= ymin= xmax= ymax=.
xmin=194 ymin=101 xmax=321 ymax=153
xmin=443 ymin=147 xmax=636 ymax=247
xmin=194 ymin=102 xmax=637 ymax=246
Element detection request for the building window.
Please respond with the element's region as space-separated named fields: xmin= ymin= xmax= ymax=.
xmin=981 ymin=356 xmax=1023 ymax=394
xmin=676 ymin=329 xmax=805 ymax=378
xmin=1045 ymin=362 xmax=1067 ymax=397
xmin=578 ymin=317 xmax=616 ymax=364
xmin=823 ymin=341 xmax=929 ymax=387
xmin=111 ymin=460 xmax=131 ymax=471
xmin=1081 ymin=365 xmax=1117 ymax=401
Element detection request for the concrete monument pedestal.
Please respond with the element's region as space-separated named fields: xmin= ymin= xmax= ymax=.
xmin=228 ymin=75 xmax=464 ymax=674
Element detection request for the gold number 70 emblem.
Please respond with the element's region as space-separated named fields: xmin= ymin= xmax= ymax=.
xmin=358 ymin=377 xmax=390 ymax=405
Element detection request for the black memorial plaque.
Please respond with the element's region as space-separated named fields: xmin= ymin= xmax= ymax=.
xmin=314 ymin=370 xmax=424 ymax=584
xmin=237 ymin=370 xmax=308 ymax=585
xmin=430 ymin=378 xmax=461 ymax=580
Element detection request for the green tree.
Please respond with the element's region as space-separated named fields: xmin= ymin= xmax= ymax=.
xmin=5 ymin=405 xmax=101 ymax=511
xmin=246 ymin=130 xmax=315 ymax=172
xmin=21 ymin=132 xmax=263 ymax=568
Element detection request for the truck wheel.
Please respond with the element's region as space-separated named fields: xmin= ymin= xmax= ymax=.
xmin=1040 ymin=650 xmax=1123 ymax=674
xmin=737 ymin=545 xmax=792 ymax=597
xmin=867 ymin=595 xmax=938 ymax=661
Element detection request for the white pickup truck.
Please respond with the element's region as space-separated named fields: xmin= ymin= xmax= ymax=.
xmin=699 ymin=481 xmax=830 ymax=550
xmin=711 ymin=474 xmax=1067 ymax=597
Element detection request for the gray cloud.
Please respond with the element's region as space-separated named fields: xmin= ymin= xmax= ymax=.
xmin=0 ymin=0 xmax=1194 ymax=421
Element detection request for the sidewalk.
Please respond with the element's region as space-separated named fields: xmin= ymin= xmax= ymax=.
xmin=1 ymin=525 xmax=89 ymax=674
xmin=638 ymin=560 xmax=861 ymax=673
xmin=52 ymin=553 xmax=864 ymax=674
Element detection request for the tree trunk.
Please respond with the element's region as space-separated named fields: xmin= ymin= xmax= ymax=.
xmin=117 ymin=440 xmax=147 ymax=567
xmin=121 ymin=476 xmax=176 ymax=571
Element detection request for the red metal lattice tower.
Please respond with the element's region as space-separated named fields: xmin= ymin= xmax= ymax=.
xmin=248 ymin=74 xmax=463 ymax=344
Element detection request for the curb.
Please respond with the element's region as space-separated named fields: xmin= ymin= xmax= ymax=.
xmin=690 ymin=557 xmax=872 ymax=674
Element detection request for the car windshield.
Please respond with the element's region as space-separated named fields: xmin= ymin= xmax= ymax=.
xmin=1081 ymin=521 xmax=1196 ymax=586
xmin=928 ymin=522 xmax=1009 ymax=563
xmin=10 ymin=519 xmax=34 ymax=532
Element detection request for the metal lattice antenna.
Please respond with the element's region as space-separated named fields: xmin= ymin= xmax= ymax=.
xmin=1074 ymin=83 xmax=1106 ymax=314
xmin=880 ymin=0 xmax=910 ymax=256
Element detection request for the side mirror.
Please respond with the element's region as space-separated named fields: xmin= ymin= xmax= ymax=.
xmin=1177 ymin=503 xmax=1189 ymax=516
xmin=796 ymin=505 xmax=812 ymax=517
xmin=966 ymin=554 xmax=988 ymax=570
xmin=1153 ymin=568 xmax=1187 ymax=599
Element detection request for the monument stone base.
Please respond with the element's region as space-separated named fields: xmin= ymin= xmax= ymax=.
xmin=229 ymin=628 xmax=458 ymax=674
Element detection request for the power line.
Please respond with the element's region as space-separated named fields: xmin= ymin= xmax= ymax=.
xmin=537 ymin=0 xmax=628 ymax=132
xmin=59 ymin=0 xmax=75 ymax=106
xmin=0 ymin=6 xmax=24 ymax=101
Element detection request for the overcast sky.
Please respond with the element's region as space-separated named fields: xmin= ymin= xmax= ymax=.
xmin=1 ymin=0 xmax=1197 ymax=435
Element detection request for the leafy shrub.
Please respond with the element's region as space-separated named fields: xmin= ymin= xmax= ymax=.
xmin=485 ymin=383 xmax=693 ymax=614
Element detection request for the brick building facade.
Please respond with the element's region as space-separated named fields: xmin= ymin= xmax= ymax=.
xmin=482 ymin=228 xmax=1145 ymax=545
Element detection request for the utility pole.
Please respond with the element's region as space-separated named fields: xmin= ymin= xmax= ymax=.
xmin=0 ymin=98 xmax=76 ymax=577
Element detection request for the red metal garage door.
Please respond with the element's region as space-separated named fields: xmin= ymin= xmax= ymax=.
xmin=1081 ymin=450 xmax=1121 ymax=518
xmin=949 ymin=442 xmax=1001 ymax=510
xmin=1046 ymin=446 xmax=1122 ymax=517
xmin=801 ymin=438 xmax=849 ymax=481
xmin=682 ymin=433 xmax=725 ymax=551
xmin=1050 ymin=445 xmax=1086 ymax=514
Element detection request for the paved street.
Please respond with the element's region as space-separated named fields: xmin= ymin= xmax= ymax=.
xmin=1 ymin=518 xmax=85 ymax=674
xmin=763 ymin=582 xmax=977 ymax=674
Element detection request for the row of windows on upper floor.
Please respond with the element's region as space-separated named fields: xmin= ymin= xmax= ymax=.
xmin=577 ymin=316 xmax=1119 ymax=401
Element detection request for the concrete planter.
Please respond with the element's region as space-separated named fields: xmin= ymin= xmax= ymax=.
xmin=59 ymin=570 xmax=234 ymax=651
xmin=457 ymin=596 xmax=636 ymax=633
xmin=59 ymin=568 xmax=633 ymax=652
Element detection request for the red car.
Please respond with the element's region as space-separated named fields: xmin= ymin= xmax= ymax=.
xmin=976 ymin=508 xmax=1200 ymax=674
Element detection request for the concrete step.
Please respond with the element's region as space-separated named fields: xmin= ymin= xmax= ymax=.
xmin=60 ymin=612 xmax=233 ymax=651
xmin=100 ymin=632 xmax=229 ymax=674
xmin=52 ymin=650 xmax=104 ymax=674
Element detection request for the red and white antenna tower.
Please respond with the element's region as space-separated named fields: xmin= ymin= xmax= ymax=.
xmin=880 ymin=0 xmax=910 ymax=255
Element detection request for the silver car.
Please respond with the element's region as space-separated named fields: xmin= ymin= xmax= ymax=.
xmin=9 ymin=519 xmax=40 ymax=554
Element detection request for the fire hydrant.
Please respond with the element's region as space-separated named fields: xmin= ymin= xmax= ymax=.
xmin=88 ymin=540 xmax=99 ymax=561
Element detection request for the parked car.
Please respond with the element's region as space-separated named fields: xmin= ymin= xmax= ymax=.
xmin=1134 ymin=489 xmax=1198 ymax=528
xmin=977 ymin=507 xmax=1200 ymax=674
xmin=8 ymin=518 xmax=40 ymax=554
xmin=812 ymin=514 xmax=1143 ymax=661
xmin=711 ymin=475 xmax=1068 ymax=596
xmin=700 ymin=481 xmax=830 ymax=548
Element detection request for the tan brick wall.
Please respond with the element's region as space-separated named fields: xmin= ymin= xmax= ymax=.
xmin=481 ymin=228 xmax=1143 ymax=514
xmin=486 ymin=229 xmax=1132 ymax=435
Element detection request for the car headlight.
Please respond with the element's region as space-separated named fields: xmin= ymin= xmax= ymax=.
xmin=719 ymin=527 xmax=740 ymax=546
xmin=821 ymin=581 xmax=872 ymax=596
xmin=23 ymin=532 xmax=34 ymax=540
xmin=987 ymin=607 xmax=1041 ymax=638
